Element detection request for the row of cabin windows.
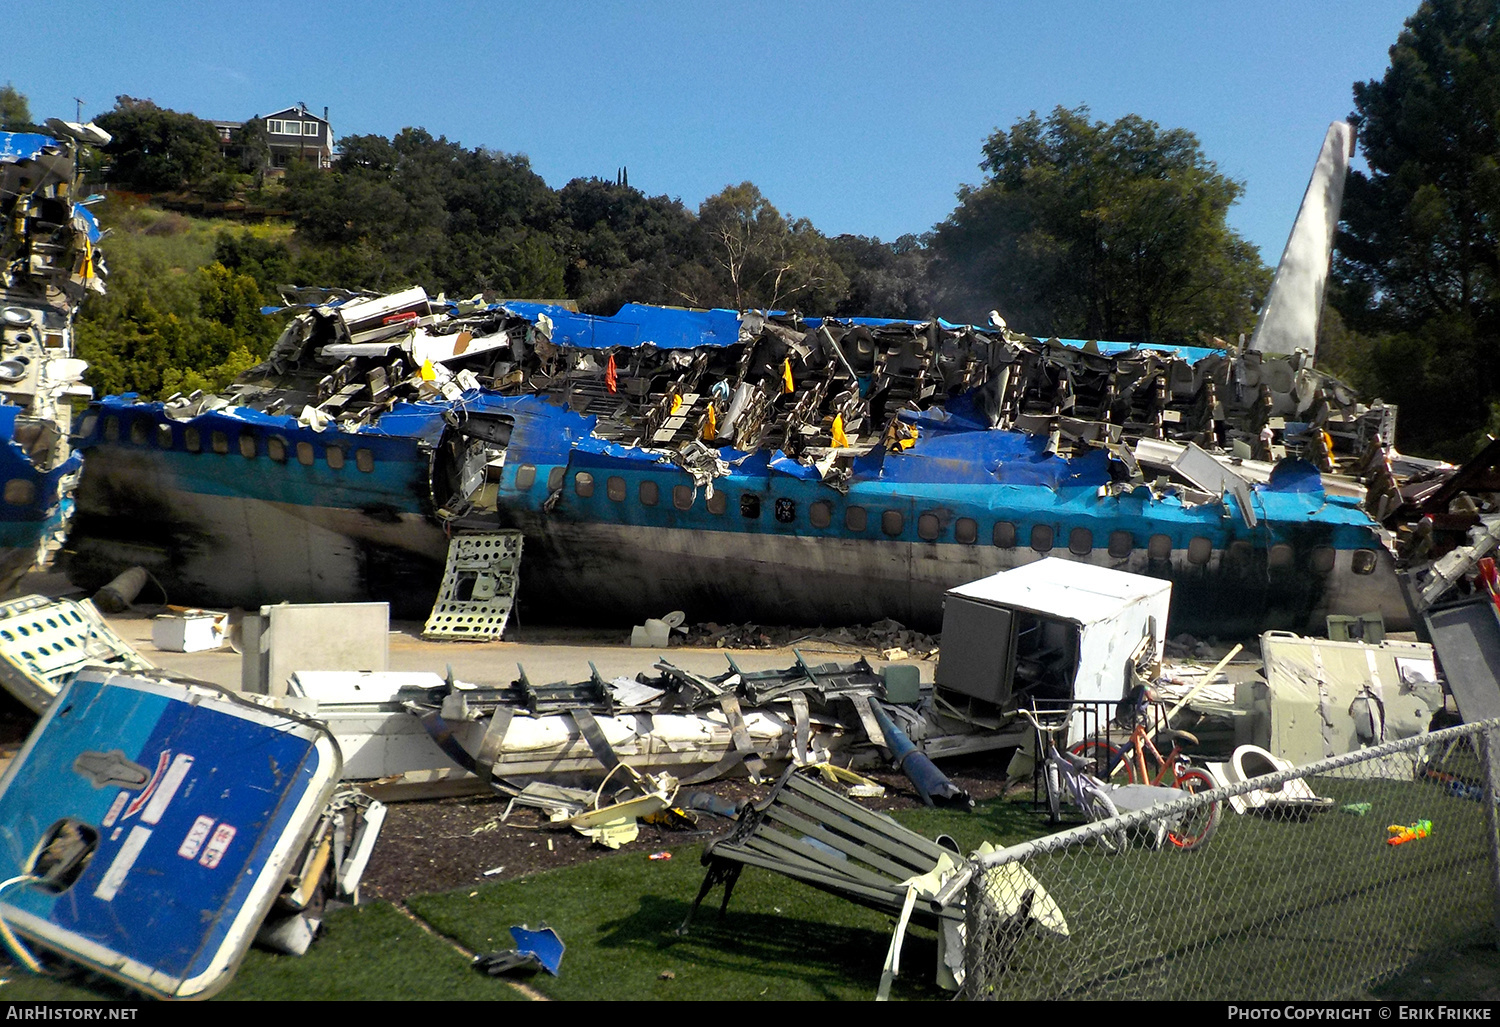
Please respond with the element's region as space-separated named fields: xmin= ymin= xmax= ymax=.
xmin=512 ymin=464 xmax=1382 ymax=576
xmin=100 ymin=415 xmax=375 ymax=472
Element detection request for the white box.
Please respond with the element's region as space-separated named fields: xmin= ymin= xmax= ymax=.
xmin=151 ymin=612 xmax=225 ymax=653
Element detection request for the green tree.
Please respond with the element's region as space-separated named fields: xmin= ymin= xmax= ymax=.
xmin=688 ymin=182 xmax=848 ymax=311
xmin=0 ymin=84 xmax=32 ymax=132
xmin=930 ymin=106 xmax=1267 ymax=342
xmin=1331 ymin=0 xmax=1500 ymax=457
xmin=95 ymin=96 xmax=226 ymax=191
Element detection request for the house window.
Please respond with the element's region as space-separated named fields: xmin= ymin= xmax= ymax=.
xmin=303 ymin=121 xmax=320 ymax=136
xmin=267 ymin=120 xmax=286 ymax=135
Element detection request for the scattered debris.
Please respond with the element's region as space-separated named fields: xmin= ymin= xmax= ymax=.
xmin=472 ymin=924 xmax=564 ymax=977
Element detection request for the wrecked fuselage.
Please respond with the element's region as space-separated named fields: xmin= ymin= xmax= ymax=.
xmin=65 ymin=293 xmax=1405 ymax=634
xmin=0 ymin=128 xmax=106 ymax=593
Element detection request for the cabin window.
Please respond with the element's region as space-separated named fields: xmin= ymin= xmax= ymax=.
xmin=606 ymin=475 xmax=626 ymax=502
xmin=184 ymin=427 xmax=202 ymax=454
xmin=1228 ymin=540 xmax=1254 ymax=566
xmin=1310 ymin=547 xmax=1336 ymax=574
xmin=267 ymin=436 xmax=287 ymax=462
xmin=240 ymin=434 xmax=258 ymax=459
xmin=3 ymin=479 xmax=34 ymax=506
xmin=103 ymin=416 xmax=120 ymax=443
xmin=846 ymin=506 xmax=867 ymax=532
xmin=574 ymin=472 xmax=595 ymax=498
xmin=955 ymin=518 xmax=978 ymax=545
xmin=707 ymin=490 xmax=727 ymax=515
xmin=1269 ymin=543 xmax=1294 ymax=569
xmin=77 ymin=414 xmax=97 ymax=439
xmin=1188 ymin=537 xmax=1213 ymax=565
xmin=639 ymin=480 xmax=659 ymax=507
xmin=211 ymin=431 xmax=229 ymax=455
xmin=673 ymin=485 xmax=694 ymax=510
xmin=774 ymin=497 xmax=796 ymax=523
xmin=515 ymin=465 xmax=537 ymax=489
xmin=156 ymin=424 xmax=174 ymax=449
xmin=1352 ymin=549 xmax=1379 ymax=575
xmin=741 ymin=494 xmax=760 ymax=519
xmin=325 ymin=446 xmax=345 ymax=470
xmin=1069 ymin=527 xmax=1093 ymax=556
xmin=810 ymin=501 xmax=832 ymax=529
xmin=918 ymin=512 xmax=941 ymax=541
xmin=1030 ymin=525 xmax=1053 ymax=553
xmin=881 ymin=510 xmax=904 ymax=537
xmin=1147 ymin=534 xmax=1172 ymax=561
xmin=993 ymin=521 xmax=1016 ymax=549
xmin=547 ymin=467 xmax=565 ymax=492
xmin=1108 ymin=530 xmax=1133 ymax=559
xmin=296 ymin=441 xmax=314 ymax=466
xmin=129 ymin=420 xmax=149 ymax=446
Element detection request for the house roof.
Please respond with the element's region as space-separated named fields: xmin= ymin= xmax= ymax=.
xmin=263 ymin=106 xmax=328 ymax=126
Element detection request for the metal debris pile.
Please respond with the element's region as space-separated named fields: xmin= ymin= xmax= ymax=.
xmin=680 ymin=618 xmax=940 ymax=659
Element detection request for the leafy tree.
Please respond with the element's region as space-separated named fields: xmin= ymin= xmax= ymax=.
xmin=556 ymin=177 xmax=698 ymax=311
xmin=1331 ymin=0 xmax=1500 ymax=457
xmin=232 ymin=118 xmax=271 ymax=180
xmin=828 ymin=233 xmax=936 ymax=319
xmin=688 ymin=182 xmax=848 ymax=311
xmin=930 ymin=106 xmax=1267 ymax=342
xmin=0 ymin=84 xmax=33 ymax=132
xmin=96 ymin=96 xmax=226 ymax=191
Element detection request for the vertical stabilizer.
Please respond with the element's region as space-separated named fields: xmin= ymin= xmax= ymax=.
xmin=1248 ymin=122 xmax=1355 ymax=360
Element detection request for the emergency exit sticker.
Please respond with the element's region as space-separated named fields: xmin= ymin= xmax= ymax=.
xmin=199 ymin=823 xmax=236 ymax=869
xmin=178 ymin=815 xmax=215 ymax=860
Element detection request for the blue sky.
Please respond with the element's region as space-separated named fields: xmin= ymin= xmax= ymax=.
xmin=13 ymin=1 xmax=1418 ymax=264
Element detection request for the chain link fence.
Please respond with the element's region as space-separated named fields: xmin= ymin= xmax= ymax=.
xmin=963 ymin=719 xmax=1500 ymax=1000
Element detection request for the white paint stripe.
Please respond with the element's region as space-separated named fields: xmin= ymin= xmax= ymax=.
xmin=142 ymin=754 xmax=193 ymax=825
xmin=93 ymin=825 xmax=151 ymax=902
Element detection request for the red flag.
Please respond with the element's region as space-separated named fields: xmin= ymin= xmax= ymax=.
xmin=605 ymin=353 xmax=618 ymax=394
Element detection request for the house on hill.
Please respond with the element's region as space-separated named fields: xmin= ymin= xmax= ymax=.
xmin=212 ymin=103 xmax=333 ymax=170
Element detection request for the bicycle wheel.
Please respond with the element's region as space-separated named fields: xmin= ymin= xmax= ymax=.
xmin=1166 ymin=768 xmax=1221 ymax=851
xmin=1080 ymin=787 xmax=1128 ymax=854
xmin=1068 ymin=739 xmax=1135 ymax=783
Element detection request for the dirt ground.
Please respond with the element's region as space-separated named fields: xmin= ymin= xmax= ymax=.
xmin=357 ymin=756 xmax=1015 ymax=903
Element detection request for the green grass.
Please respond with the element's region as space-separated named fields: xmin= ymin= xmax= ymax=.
xmin=0 ymin=781 xmax=1492 ymax=1002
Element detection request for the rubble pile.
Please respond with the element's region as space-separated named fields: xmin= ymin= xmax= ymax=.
xmin=680 ymin=618 xmax=940 ymax=659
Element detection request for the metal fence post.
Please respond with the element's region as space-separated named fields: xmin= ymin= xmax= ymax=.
xmin=1481 ymin=725 xmax=1500 ymax=952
